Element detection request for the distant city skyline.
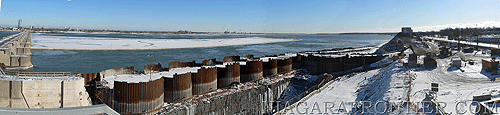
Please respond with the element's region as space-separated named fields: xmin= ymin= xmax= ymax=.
xmin=0 ymin=0 xmax=499 ymax=33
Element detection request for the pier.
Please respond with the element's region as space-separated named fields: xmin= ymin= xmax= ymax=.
xmin=0 ymin=31 xmax=33 ymax=69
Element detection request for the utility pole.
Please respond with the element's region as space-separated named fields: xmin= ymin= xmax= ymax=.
xmin=147 ymin=52 xmax=153 ymax=81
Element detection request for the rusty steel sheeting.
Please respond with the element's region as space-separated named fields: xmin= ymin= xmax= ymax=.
xmin=112 ymin=77 xmax=164 ymax=114
xmin=246 ymin=55 xmax=254 ymax=60
xmin=144 ymin=63 xmax=162 ymax=72
xmin=216 ymin=63 xmax=240 ymax=88
xmin=164 ymin=72 xmax=192 ymax=103
xmin=240 ymin=60 xmax=263 ymax=82
xmin=292 ymin=55 xmax=302 ymax=68
xmin=262 ymin=59 xmax=277 ymax=77
xmin=201 ymin=58 xmax=217 ymax=66
xmin=277 ymin=58 xmax=293 ymax=73
xmin=223 ymin=56 xmax=241 ymax=63
xmin=80 ymin=73 xmax=100 ymax=84
xmin=168 ymin=61 xmax=194 ymax=69
xmin=191 ymin=67 xmax=217 ymax=95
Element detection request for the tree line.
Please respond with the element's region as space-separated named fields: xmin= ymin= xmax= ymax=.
xmin=416 ymin=27 xmax=500 ymax=39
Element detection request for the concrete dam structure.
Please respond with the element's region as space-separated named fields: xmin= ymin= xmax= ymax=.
xmin=0 ymin=30 xmax=397 ymax=114
xmin=0 ymin=31 xmax=33 ymax=69
xmin=81 ymin=47 xmax=388 ymax=114
xmin=0 ymin=73 xmax=92 ymax=109
xmin=157 ymin=53 xmax=387 ymax=114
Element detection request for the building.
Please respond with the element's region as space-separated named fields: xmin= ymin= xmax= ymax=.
xmin=451 ymin=57 xmax=461 ymax=67
xmin=18 ymin=19 xmax=22 ymax=28
xmin=402 ymin=27 xmax=412 ymax=36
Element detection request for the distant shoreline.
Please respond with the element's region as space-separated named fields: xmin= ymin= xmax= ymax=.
xmin=337 ymin=32 xmax=398 ymax=35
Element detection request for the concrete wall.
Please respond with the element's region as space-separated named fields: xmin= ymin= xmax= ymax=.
xmin=20 ymin=57 xmax=32 ymax=67
xmin=0 ymin=78 xmax=91 ymax=108
xmin=0 ymin=51 xmax=10 ymax=66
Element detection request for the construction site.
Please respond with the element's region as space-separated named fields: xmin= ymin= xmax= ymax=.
xmin=2 ymin=27 xmax=500 ymax=115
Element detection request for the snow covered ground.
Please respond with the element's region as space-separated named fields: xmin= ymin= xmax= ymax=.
xmin=277 ymin=50 xmax=500 ymax=114
xmin=410 ymin=53 xmax=500 ymax=114
xmin=31 ymin=34 xmax=299 ymax=50
xmin=278 ymin=60 xmax=411 ymax=115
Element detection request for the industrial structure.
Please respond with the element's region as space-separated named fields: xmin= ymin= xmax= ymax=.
xmin=0 ymin=72 xmax=92 ymax=109
xmin=0 ymin=31 xmax=33 ymax=69
xmin=402 ymin=27 xmax=413 ymax=36
xmin=0 ymin=30 xmax=392 ymax=114
xmin=81 ymin=50 xmax=387 ymax=114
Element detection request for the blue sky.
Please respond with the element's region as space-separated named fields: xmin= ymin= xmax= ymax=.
xmin=0 ymin=0 xmax=499 ymax=33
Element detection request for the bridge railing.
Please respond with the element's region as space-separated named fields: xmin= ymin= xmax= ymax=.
xmin=3 ymin=71 xmax=78 ymax=77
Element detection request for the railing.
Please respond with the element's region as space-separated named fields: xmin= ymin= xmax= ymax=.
xmin=0 ymin=31 xmax=27 ymax=48
xmin=16 ymin=72 xmax=76 ymax=77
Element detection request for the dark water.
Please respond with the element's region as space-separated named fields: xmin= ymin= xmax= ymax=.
xmin=1 ymin=32 xmax=393 ymax=73
xmin=0 ymin=31 xmax=20 ymax=38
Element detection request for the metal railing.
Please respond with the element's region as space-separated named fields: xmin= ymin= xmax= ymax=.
xmin=16 ymin=72 xmax=76 ymax=77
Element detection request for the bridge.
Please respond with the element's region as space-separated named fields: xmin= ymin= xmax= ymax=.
xmin=0 ymin=31 xmax=32 ymax=69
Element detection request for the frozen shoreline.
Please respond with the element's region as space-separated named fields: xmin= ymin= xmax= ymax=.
xmin=31 ymin=34 xmax=301 ymax=51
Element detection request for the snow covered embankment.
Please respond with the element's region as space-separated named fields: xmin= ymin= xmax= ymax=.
xmin=276 ymin=57 xmax=409 ymax=114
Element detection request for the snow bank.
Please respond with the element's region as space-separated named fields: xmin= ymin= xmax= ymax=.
xmin=31 ymin=34 xmax=300 ymax=50
xmin=411 ymin=56 xmax=500 ymax=114
xmin=279 ymin=60 xmax=410 ymax=114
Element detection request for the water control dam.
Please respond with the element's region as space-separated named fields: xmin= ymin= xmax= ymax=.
xmin=0 ymin=31 xmax=33 ymax=69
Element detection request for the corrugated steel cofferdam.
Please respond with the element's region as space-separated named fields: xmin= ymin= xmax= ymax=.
xmin=292 ymin=55 xmax=302 ymax=68
xmin=191 ymin=67 xmax=217 ymax=95
xmin=144 ymin=63 xmax=162 ymax=72
xmin=240 ymin=60 xmax=263 ymax=82
xmin=168 ymin=61 xmax=194 ymax=69
xmin=81 ymin=73 xmax=100 ymax=84
xmin=164 ymin=72 xmax=192 ymax=103
xmin=246 ymin=54 xmax=254 ymax=60
xmin=277 ymin=58 xmax=293 ymax=73
xmin=112 ymin=77 xmax=164 ymax=114
xmin=201 ymin=59 xmax=216 ymax=66
xmin=223 ymin=56 xmax=241 ymax=63
xmin=216 ymin=62 xmax=240 ymax=88
xmin=262 ymin=59 xmax=277 ymax=77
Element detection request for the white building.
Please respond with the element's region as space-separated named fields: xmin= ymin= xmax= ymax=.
xmin=18 ymin=19 xmax=22 ymax=28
